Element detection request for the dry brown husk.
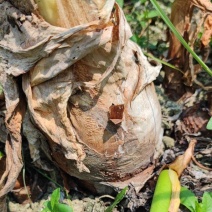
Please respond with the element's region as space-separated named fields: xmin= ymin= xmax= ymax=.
xmin=163 ymin=0 xmax=212 ymax=101
xmin=0 ymin=0 xmax=162 ymax=198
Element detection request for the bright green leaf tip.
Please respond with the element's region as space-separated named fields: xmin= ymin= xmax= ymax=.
xmin=116 ymin=0 xmax=124 ymax=8
xmin=105 ymin=187 xmax=128 ymax=212
xmin=41 ymin=188 xmax=73 ymax=212
xmin=150 ymin=170 xmax=172 ymax=212
xmin=206 ymin=117 xmax=212 ymax=130
xmin=180 ymin=187 xmax=198 ymax=212
xmin=180 ymin=187 xmax=212 ymax=212
xmin=0 ymin=151 xmax=4 ymax=159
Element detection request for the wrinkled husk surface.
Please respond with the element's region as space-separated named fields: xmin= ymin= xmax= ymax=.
xmin=0 ymin=0 xmax=162 ymax=197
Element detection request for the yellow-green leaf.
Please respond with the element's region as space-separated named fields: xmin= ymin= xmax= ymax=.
xmin=150 ymin=170 xmax=172 ymax=212
xmin=168 ymin=169 xmax=181 ymax=212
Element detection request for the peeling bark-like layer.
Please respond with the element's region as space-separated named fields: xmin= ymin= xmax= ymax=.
xmin=0 ymin=0 xmax=162 ymax=196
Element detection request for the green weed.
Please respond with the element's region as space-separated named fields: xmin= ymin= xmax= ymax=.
xmin=41 ymin=188 xmax=73 ymax=212
xmin=180 ymin=187 xmax=212 ymax=212
xmin=105 ymin=187 xmax=128 ymax=212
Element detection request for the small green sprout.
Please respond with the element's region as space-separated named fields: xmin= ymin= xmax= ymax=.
xmin=206 ymin=117 xmax=212 ymax=130
xmin=105 ymin=187 xmax=128 ymax=212
xmin=0 ymin=151 xmax=4 ymax=160
xmin=41 ymin=188 xmax=73 ymax=212
xmin=180 ymin=186 xmax=212 ymax=212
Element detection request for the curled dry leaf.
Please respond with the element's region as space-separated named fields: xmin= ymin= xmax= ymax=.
xmin=169 ymin=140 xmax=197 ymax=176
xmin=0 ymin=0 xmax=162 ymax=196
xmin=0 ymin=156 xmax=6 ymax=212
xmin=168 ymin=169 xmax=181 ymax=212
xmin=175 ymin=102 xmax=212 ymax=142
xmin=164 ymin=0 xmax=212 ymax=100
xmin=192 ymin=0 xmax=212 ymax=11
xmin=201 ymin=14 xmax=212 ymax=46
xmin=101 ymin=165 xmax=155 ymax=194
xmin=191 ymin=155 xmax=212 ymax=171
xmin=0 ymin=71 xmax=25 ymax=198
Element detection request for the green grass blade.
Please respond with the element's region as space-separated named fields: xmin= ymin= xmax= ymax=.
xmin=105 ymin=187 xmax=128 ymax=212
xmin=30 ymin=166 xmax=63 ymax=189
xmin=149 ymin=0 xmax=212 ymax=77
xmin=144 ymin=52 xmax=183 ymax=74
